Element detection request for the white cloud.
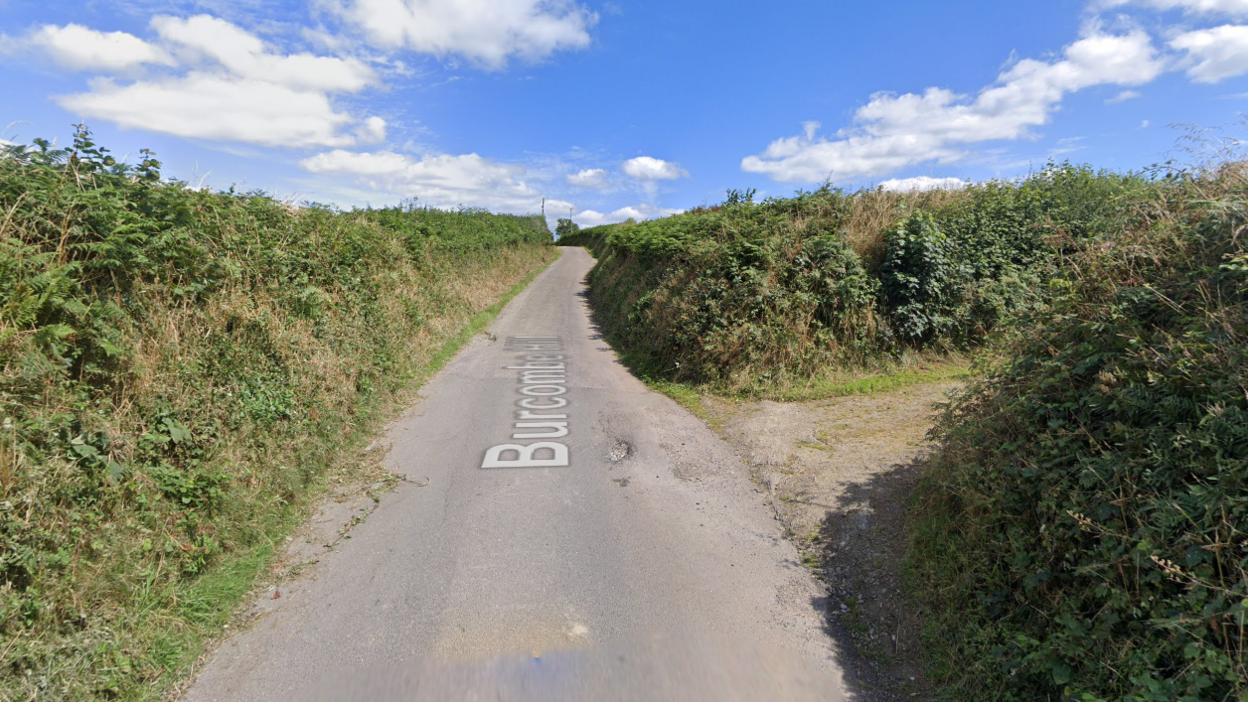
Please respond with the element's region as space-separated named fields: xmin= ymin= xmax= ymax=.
xmin=1171 ymin=24 xmax=1248 ymax=82
xmin=566 ymin=167 xmax=610 ymax=189
xmin=573 ymin=203 xmax=682 ymax=228
xmin=546 ymin=198 xmax=576 ymax=214
xmin=878 ymin=176 xmax=965 ymax=192
xmin=544 ymin=197 xmax=576 ymax=230
xmin=1107 ymin=89 xmax=1142 ymax=102
xmin=332 ymin=0 xmax=597 ymax=69
xmin=355 ymin=116 xmax=388 ymax=143
xmin=60 ymin=74 xmax=362 ymax=148
xmin=742 ymin=29 xmax=1164 ymax=183
xmin=35 ymin=15 xmax=383 ymax=148
xmin=151 ymin=15 xmax=377 ymax=92
xmin=1098 ymin=0 xmax=1248 ymax=16
xmin=300 ymin=149 xmax=546 ymax=212
xmin=23 ymin=24 xmax=174 ymax=72
xmin=622 ymin=156 xmax=689 ymax=180
xmin=743 ymin=121 xmax=958 ymax=184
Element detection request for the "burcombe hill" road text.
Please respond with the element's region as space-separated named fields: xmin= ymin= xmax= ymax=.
xmin=481 ymin=337 xmax=571 ymax=468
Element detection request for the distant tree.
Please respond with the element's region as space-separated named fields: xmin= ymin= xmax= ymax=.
xmin=724 ymin=188 xmax=756 ymax=206
xmin=556 ymin=218 xmax=579 ymax=238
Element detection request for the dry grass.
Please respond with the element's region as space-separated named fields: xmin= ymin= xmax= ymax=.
xmin=835 ymin=188 xmax=969 ymax=269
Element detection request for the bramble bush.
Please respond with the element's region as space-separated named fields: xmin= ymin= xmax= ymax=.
xmin=880 ymin=213 xmax=962 ymax=343
xmin=908 ymin=169 xmax=1248 ymax=702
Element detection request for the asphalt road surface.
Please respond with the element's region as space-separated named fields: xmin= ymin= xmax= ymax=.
xmin=186 ymin=247 xmax=853 ymax=701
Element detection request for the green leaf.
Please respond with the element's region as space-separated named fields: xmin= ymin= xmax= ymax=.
xmin=163 ymin=417 xmax=192 ymax=445
xmin=107 ymin=460 xmax=126 ymax=486
xmin=71 ymin=443 xmax=100 ymax=459
xmin=1052 ymin=662 xmax=1073 ymax=685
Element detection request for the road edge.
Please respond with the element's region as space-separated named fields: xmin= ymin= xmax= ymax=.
xmin=168 ymin=248 xmax=561 ymax=702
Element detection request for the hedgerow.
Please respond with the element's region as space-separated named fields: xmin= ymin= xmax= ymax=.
xmin=908 ymin=169 xmax=1248 ymax=702
xmin=0 ymin=128 xmax=554 ymax=700
xmin=561 ymin=164 xmax=1148 ymax=391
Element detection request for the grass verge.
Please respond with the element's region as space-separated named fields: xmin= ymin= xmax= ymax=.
xmin=765 ymin=358 xmax=970 ymax=402
xmin=421 ymin=251 xmax=558 ymax=379
xmin=640 ymin=355 xmax=970 ymax=422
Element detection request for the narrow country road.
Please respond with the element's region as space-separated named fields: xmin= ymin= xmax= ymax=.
xmin=186 ymin=247 xmax=853 ymax=701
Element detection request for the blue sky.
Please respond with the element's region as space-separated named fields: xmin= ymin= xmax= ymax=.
xmin=3 ymin=0 xmax=1248 ymax=228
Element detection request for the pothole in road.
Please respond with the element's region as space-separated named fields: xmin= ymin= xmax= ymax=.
xmin=609 ymin=439 xmax=633 ymax=462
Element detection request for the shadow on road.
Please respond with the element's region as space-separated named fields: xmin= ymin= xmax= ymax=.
xmin=811 ymin=458 xmax=931 ymax=702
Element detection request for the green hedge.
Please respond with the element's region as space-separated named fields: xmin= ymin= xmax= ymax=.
xmin=0 ymin=129 xmax=554 ymax=700
xmin=909 ymin=178 xmax=1248 ymax=701
xmin=561 ymin=164 xmax=1149 ymax=389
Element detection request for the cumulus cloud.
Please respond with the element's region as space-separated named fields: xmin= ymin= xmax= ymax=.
xmin=622 ymin=156 xmax=689 ymax=180
xmin=62 ymin=74 xmax=362 ymax=148
xmin=28 ymin=16 xmax=383 ymax=148
xmin=21 ymin=24 xmax=174 ymax=72
xmin=573 ymin=203 xmax=682 ymax=228
xmin=1098 ymin=0 xmax=1248 ymax=16
xmin=355 ymin=116 xmax=389 ymax=143
xmin=878 ymin=176 xmax=965 ymax=192
xmin=546 ymin=197 xmax=576 ymax=215
xmin=566 ymin=167 xmax=610 ymax=189
xmin=151 ymin=15 xmax=377 ymax=92
xmin=742 ymin=29 xmax=1164 ymax=183
xmin=1107 ymin=89 xmax=1143 ymax=102
xmin=331 ymin=0 xmax=597 ymax=69
xmin=1171 ymin=24 xmax=1248 ymax=81
xmin=300 ymin=149 xmax=547 ymax=212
